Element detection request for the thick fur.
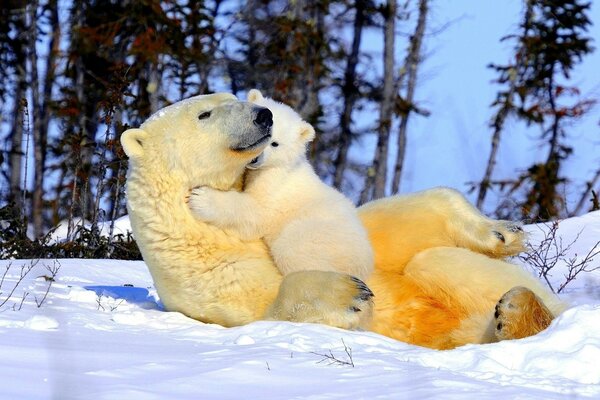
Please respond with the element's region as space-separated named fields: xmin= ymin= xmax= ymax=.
xmin=360 ymin=190 xmax=567 ymax=349
xmin=189 ymin=89 xmax=373 ymax=281
xmin=122 ymin=93 xmax=373 ymax=330
xmin=123 ymin=92 xmax=567 ymax=349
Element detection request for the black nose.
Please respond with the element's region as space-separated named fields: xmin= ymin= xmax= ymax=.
xmin=254 ymin=107 xmax=273 ymax=129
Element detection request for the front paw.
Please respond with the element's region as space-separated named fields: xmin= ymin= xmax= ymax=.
xmin=265 ymin=271 xmax=374 ymax=330
xmin=189 ymin=187 xmax=219 ymax=222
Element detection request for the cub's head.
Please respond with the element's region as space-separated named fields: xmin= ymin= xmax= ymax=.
xmin=246 ymin=89 xmax=315 ymax=169
xmin=121 ymin=93 xmax=273 ymax=189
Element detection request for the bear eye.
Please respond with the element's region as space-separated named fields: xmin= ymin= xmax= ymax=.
xmin=271 ymin=142 xmax=279 ymax=147
xmin=198 ymin=111 xmax=211 ymax=120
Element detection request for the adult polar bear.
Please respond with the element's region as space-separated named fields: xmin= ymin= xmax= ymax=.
xmin=121 ymin=92 xmax=566 ymax=350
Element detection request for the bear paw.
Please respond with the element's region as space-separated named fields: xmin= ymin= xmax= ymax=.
xmin=265 ymin=271 xmax=374 ymax=330
xmin=189 ymin=186 xmax=220 ymax=222
xmin=494 ymin=286 xmax=553 ymax=341
xmin=487 ymin=220 xmax=526 ymax=258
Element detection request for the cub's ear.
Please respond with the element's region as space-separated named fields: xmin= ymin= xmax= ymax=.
xmin=121 ymin=128 xmax=149 ymax=160
xmin=247 ymin=89 xmax=264 ymax=103
xmin=299 ymin=121 xmax=316 ymax=143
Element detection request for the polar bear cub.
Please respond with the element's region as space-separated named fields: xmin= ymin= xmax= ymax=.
xmin=189 ymin=89 xmax=374 ymax=281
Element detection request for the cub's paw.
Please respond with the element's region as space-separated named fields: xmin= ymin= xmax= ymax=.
xmin=265 ymin=271 xmax=374 ymax=330
xmin=494 ymin=286 xmax=553 ymax=341
xmin=189 ymin=187 xmax=220 ymax=222
xmin=487 ymin=220 xmax=526 ymax=258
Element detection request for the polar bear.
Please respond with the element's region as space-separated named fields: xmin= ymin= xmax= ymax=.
xmin=122 ymin=92 xmax=567 ymax=350
xmin=358 ymin=188 xmax=567 ymax=348
xmin=188 ymin=89 xmax=373 ymax=281
xmin=120 ymin=93 xmax=374 ymax=329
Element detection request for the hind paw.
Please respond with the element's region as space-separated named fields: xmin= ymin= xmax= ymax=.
xmin=488 ymin=221 xmax=526 ymax=257
xmin=494 ymin=286 xmax=553 ymax=341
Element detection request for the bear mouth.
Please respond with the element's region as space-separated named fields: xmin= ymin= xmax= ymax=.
xmin=231 ymin=133 xmax=271 ymax=152
xmin=247 ymin=153 xmax=265 ymax=170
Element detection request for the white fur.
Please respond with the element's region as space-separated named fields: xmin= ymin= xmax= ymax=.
xmin=189 ymin=90 xmax=374 ymax=281
xmin=122 ymin=93 xmax=373 ymax=330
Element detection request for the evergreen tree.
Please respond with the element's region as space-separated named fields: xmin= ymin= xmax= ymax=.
xmin=481 ymin=0 xmax=594 ymax=221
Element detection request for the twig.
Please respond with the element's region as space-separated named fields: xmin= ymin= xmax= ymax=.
xmin=0 ymin=260 xmax=39 ymax=309
xmin=96 ymin=294 xmax=106 ymax=311
xmin=556 ymin=241 xmax=600 ymax=293
xmin=311 ymin=339 xmax=354 ymax=368
xmin=520 ymin=220 xmax=600 ymax=293
xmin=96 ymin=293 xmax=125 ymax=312
xmin=34 ymin=260 xmax=61 ymax=307
xmin=15 ymin=292 xmax=29 ymax=311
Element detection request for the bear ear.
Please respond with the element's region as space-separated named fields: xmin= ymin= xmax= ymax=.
xmin=121 ymin=128 xmax=149 ymax=160
xmin=247 ymin=89 xmax=264 ymax=103
xmin=299 ymin=121 xmax=316 ymax=143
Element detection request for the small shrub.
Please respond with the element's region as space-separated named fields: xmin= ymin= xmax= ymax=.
xmin=520 ymin=220 xmax=600 ymax=293
xmin=0 ymin=203 xmax=141 ymax=260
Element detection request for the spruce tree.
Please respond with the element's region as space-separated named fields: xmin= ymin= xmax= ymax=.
xmin=482 ymin=0 xmax=594 ymax=221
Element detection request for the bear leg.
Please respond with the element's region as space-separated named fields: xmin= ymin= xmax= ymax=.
xmin=494 ymin=286 xmax=554 ymax=341
xmin=264 ymin=271 xmax=374 ymax=330
xmin=429 ymin=188 xmax=526 ymax=258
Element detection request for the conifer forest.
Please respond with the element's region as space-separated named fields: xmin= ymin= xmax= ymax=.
xmin=0 ymin=0 xmax=598 ymax=258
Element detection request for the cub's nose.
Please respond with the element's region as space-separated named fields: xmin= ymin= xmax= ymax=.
xmin=254 ymin=107 xmax=273 ymax=129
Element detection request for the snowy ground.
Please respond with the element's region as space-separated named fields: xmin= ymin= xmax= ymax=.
xmin=1 ymin=212 xmax=599 ymax=399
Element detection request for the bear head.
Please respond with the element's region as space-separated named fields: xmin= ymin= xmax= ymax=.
xmin=246 ymin=89 xmax=315 ymax=170
xmin=121 ymin=93 xmax=273 ymax=189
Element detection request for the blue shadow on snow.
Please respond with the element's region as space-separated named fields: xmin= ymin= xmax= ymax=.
xmin=84 ymin=285 xmax=164 ymax=310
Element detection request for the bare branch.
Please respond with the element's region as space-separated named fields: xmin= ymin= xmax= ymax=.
xmin=0 ymin=260 xmax=39 ymax=309
xmin=520 ymin=220 xmax=600 ymax=293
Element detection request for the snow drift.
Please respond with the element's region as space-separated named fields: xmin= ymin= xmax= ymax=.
xmin=1 ymin=211 xmax=599 ymax=399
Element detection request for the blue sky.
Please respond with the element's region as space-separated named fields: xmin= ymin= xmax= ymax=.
xmin=350 ymin=0 xmax=599 ymax=214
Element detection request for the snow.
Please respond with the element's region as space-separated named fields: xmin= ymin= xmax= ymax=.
xmin=1 ymin=212 xmax=600 ymax=399
xmin=48 ymin=216 xmax=134 ymax=243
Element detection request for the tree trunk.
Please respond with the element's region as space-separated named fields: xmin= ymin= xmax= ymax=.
xmin=9 ymin=75 xmax=26 ymax=210
xmin=332 ymin=0 xmax=366 ymax=190
xmin=148 ymin=62 xmax=160 ymax=114
xmin=243 ymin=0 xmax=258 ymax=91
xmin=30 ymin=0 xmax=59 ymax=236
xmin=391 ymin=0 xmax=428 ymax=194
xmin=27 ymin=0 xmax=45 ymax=238
xmin=477 ymin=1 xmax=533 ymax=209
xmin=296 ymin=3 xmax=323 ymax=123
xmin=572 ymin=168 xmax=600 ymax=216
xmin=363 ymin=0 xmax=396 ymax=201
xmin=73 ymin=1 xmax=96 ymax=223
xmin=477 ymin=83 xmax=517 ymax=210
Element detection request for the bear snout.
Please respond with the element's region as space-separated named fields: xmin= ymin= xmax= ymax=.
xmin=254 ymin=107 xmax=273 ymax=130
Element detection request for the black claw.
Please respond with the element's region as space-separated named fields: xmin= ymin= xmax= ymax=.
xmin=493 ymin=231 xmax=506 ymax=243
xmin=494 ymin=309 xmax=499 ymax=318
xmin=497 ymin=322 xmax=503 ymax=331
xmin=350 ymin=276 xmax=374 ymax=300
xmin=349 ymin=306 xmax=362 ymax=313
xmin=508 ymin=224 xmax=523 ymax=233
xmin=357 ymin=290 xmax=374 ymax=301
